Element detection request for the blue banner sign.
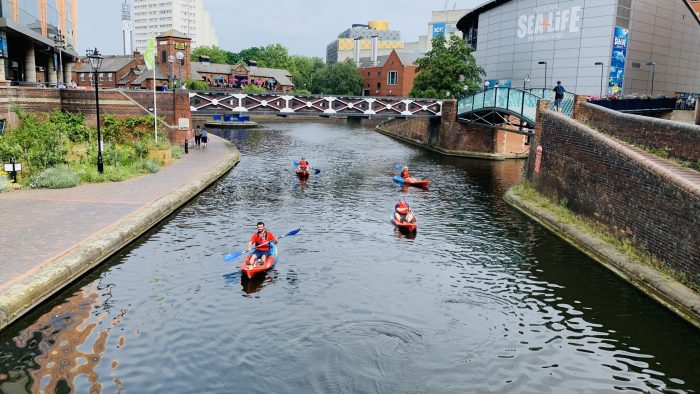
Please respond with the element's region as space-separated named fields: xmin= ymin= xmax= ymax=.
xmin=0 ymin=32 xmax=7 ymax=58
xmin=432 ymin=23 xmax=446 ymax=38
xmin=608 ymin=27 xmax=628 ymax=96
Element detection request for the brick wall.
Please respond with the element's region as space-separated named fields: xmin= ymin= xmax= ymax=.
xmin=527 ymin=107 xmax=700 ymax=287
xmin=377 ymin=99 xmax=529 ymax=158
xmin=0 ymin=87 xmax=191 ymax=142
xmin=575 ymin=99 xmax=700 ymax=166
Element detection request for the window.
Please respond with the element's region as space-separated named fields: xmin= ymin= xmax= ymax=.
xmin=80 ymin=73 xmax=85 ymax=81
xmin=108 ymin=73 xmax=113 ymax=81
xmin=377 ymin=71 xmax=381 ymax=77
xmin=99 ymin=73 xmax=104 ymax=81
xmin=376 ymin=82 xmax=381 ymax=90
xmin=367 ymin=71 xmax=370 ymax=76
xmin=387 ymin=71 xmax=398 ymax=85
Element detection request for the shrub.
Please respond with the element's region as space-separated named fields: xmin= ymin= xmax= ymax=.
xmin=137 ymin=159 xmax=161 ymax=173
xmin=171 ymin=145 xmax=184 ymax=159
xmin=0 ymin=110 xmax=69 ymax=173
xmin=293 ymin=89 xmax=311 ymax=95
xmin=49 ymin=110 xmax=91 ymax=142
xmin=186 ymin=79 xmax=209 ymax=90
xmin=30 ymin=165 xmax=80 ymax=189
xmin=243 ymin=84 xmax=267 ymax=93
xmin=0 ymin=176 xmax=11 ymax=192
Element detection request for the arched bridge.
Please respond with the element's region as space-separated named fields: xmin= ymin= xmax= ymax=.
xmin=457 ymin=87 xmax=574 ymax=132
xmin=189 ymin=91 xmax=443 ymax=118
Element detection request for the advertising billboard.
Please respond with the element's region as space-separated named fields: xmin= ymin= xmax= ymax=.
xmin=608 ymin=27 xmax=628 ymax=96
xmin=0 ymin=32 xmax=7 ymax=58
xmin=432 ymin=23 xmax=446 ymax=38
xmin=515 ymin=1 xmax=584 ymax=43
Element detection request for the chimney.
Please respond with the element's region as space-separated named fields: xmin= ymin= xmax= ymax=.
xmin=353 ymin=38 xmax=361 ymax=67
xmin=370 ymin=35 xmax=378 ymax=66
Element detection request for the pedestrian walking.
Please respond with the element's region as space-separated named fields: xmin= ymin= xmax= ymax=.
xmin=194 ymin=125 xmax=202 ymax=148
xmin=201 ymin=126 xmax=208 ymax=149
xmin=553 ymin=81 xmax=566 ymax=112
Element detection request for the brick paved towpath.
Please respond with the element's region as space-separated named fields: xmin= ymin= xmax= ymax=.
xmin=0 ymin=135 xmax=239 ymax=330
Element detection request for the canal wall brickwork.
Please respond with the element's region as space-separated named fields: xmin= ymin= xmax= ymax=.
xmin=526 ymin=101 xmax=700 ymax=288
xmin=0 ymin=87 xmax=191 ymax=142
xmin=574 ymin=98 xmax=700 ymax=167
xmin=377 ymin=100 xmax=529 ymax=159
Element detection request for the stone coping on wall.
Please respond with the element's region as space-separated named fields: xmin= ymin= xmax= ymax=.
xmin=375 ymin=124 xmax=527 ymax=160
xmin=505 ymin=188 xmax=700 ymax=329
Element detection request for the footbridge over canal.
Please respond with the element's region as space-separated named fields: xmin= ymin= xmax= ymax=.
xmin=189 ymin=91 xmax=443 ymax=118
xmin=457 ymin=87 xmax=575 ymax=133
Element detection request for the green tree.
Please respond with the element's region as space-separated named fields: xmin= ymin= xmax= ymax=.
xmin=310 ymin=60 xmax=363 ymax=96
xmin=288 ymin=55 xmax=325 ymax=91
xmin=238 ymin=47 xmax=266 ymax=65
xmin=410 ymin=35 xmax=485 ymax=99
xmin=190 ymin=45 xmax=230 ymax=64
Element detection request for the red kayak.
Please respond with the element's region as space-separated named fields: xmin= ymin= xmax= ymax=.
xmin=392 ymin=217 xmax=417 ymax=232
xmin=241 ymin=243 xmax=278 ymax=279
xmin=296 ymin=169 xmax=310 ymax=178
xmin=393 ymin=176 xmax=430 ymax=188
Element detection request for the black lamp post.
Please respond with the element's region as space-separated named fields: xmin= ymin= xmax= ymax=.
xmin=646 ymin=61 xmax=656 ymax=98
xmin=538 ymin=61 xmax=547 ymax=88
xmin=520 ymin=74 xmax=529 ymax=133
xmin=594 ymin=62 xmax=604 ymax=98
xmin=86 ymin=48 xmax=104 ymax=174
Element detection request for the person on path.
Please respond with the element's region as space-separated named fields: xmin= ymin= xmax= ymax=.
xmin=553 ymin=81 xmax=566 ymax=112
xmin=200 ymin=126 xmax=208 ymax=149
xmin=194 ymin=125 xmax=202 ymax=148
xmin=394 ymin=198 xmax=416 ymax=224
xmin=247 ymin=222 xmax=278 ymax=266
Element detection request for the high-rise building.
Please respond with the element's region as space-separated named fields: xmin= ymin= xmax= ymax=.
xmin=122 ymin=0 xmax=134 ymax=55
xmin=326 ymin=21 xmax=405 ymax=64
xmin=0 ymin=0 xmax=79 ymax=85
xmin=133 ymin=0 xmax=218 ymax=51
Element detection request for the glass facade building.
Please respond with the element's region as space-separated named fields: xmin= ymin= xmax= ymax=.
xmin=457 ymin=0 xmax=700 ymax=97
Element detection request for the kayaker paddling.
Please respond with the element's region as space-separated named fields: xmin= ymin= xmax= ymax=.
xmin=247 ymin=222 xmax=278 ymax=266
xmin=394 ymin=198 xmax=416 ymax=224
xmin=298 ymin=157 xmax=310 ymax=172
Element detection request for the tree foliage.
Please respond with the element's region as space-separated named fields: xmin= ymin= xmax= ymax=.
xmin=310 ymin=60 xmax=363 ymax=96
xmin=190 ymin=45 xmax=229 ymax=64
xmin=410 ymin=35 xmax=485 ymax=99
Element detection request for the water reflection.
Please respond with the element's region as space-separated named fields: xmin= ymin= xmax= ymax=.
xmin=0 ymin=121 xmax=698 ymax=393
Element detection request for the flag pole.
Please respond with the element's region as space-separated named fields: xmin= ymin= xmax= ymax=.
xmin=153 ymin=66 xmax=157 ymax=144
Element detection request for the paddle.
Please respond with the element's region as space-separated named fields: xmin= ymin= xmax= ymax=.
xmin=222 ymin=228 xmax=301 ymax=263
xmin=293 ymin=161 xmax=321 ymax=174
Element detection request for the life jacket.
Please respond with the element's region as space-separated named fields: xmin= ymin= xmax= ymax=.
xmin=250 ymin=230 xmax=275 ymax=252
xmin=299 ymin=160 xmax=309 ymax=170
xmin=395 ymin=201 xmax=409 ymax=215
xmin=401 ymin=169 xmax=411 ymax=179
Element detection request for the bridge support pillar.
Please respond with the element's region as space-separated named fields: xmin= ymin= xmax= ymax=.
xmin=695 ymin=102 xmax=700 ymax=126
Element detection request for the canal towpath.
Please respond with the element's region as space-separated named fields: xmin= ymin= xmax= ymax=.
xmin=0 ymin=135 xmax=240 ymax=331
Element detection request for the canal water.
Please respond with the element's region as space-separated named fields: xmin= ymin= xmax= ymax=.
xmin=0 ymin=122 xmax=698 ymax=393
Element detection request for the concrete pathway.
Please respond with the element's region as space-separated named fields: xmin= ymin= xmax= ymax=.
xmin=0 ymin=136 xmax=236 ymax=292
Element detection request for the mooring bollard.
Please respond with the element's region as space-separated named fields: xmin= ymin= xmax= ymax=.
xmin=184 ymin=138 xmax=189 ymax=154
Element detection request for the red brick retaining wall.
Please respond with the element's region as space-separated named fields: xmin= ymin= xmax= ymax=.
xmin=0 ymin=87 xmax=191 ymax=142
xmin=575 ymin=98 xmax=700 ymax=166
xmin=527 ymin=105 xmax=700 ymax=287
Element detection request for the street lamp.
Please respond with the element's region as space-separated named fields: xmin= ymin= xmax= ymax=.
xmin=520 ymin=74 xmax=530 ymax=133
xmin=594 ymin=62 xmax=604 ymax=98
xmin=53 ymin=29 xmax=65 ymax=85
xmin=646 ymin=61 xmax=656 ymax=98
xmin=86 ymin=48 xmax=104 ymax=174
xmin=168 ymin=55 xmax=175 ymax=87
xmin=176 ymin=51 xmax=185 ymax=89
xmin=538 ymin=61 xmax=548 ymax=88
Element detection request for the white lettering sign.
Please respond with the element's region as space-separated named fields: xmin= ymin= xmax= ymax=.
xmin=517 ymin=5 xmax=582 ymax=42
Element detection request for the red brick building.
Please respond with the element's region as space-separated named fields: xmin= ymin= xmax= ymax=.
xmin=358 ymin=50 xmax=419 ymax=97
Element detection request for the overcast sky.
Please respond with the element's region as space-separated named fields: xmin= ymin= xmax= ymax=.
xmin=78 ymin=0 xmax=481 ymax=58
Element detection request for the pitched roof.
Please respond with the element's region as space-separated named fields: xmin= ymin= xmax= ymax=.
xmin=248 ymin=66 xmax=294 ymax=87
xmin=156 ymin=29 xmax=190 ymax=39
xmin=190 ymin=61 xmax=234 ymax=75
xmin=77 ymin=55 xmax=136 ymax=73
xmin=358 ymin=51 xmax=421 ymax=68
xmin=132 ymin=66 xmax=169 ymax=85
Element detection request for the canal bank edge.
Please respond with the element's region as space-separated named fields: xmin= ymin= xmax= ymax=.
xmin=504 ymin=188 xmax=700 ymax=329
xmin=0 ymin=138 xmax=241 ymax=332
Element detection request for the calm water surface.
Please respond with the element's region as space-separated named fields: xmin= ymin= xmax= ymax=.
xmin=0 ymin=122 xmax=698 ymax=393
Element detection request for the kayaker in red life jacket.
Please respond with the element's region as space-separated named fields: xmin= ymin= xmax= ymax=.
xmin=401 ymin=166 xmax=417 ymax=183
xmin=298 ymin=157 xmax=310 ymax=172
xmin=394 ymin=198 xmax=416 ymax=224
xmin=247 ymin=222 xmax=278 ymax=265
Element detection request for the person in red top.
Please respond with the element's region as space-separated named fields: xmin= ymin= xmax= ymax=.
xmin=394 ymin=198 xmax=415 ymax=224
xmin=247 ymin=222 xmax=278 ymax=265
xmin=400 ymin=166 xmax=416 ymax=183
xmin=298 ymin=157 xmax=310 ymax=172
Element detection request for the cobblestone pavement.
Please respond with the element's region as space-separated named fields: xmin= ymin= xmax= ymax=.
xmin=0 ymin=136 xmax=231 ymax=290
